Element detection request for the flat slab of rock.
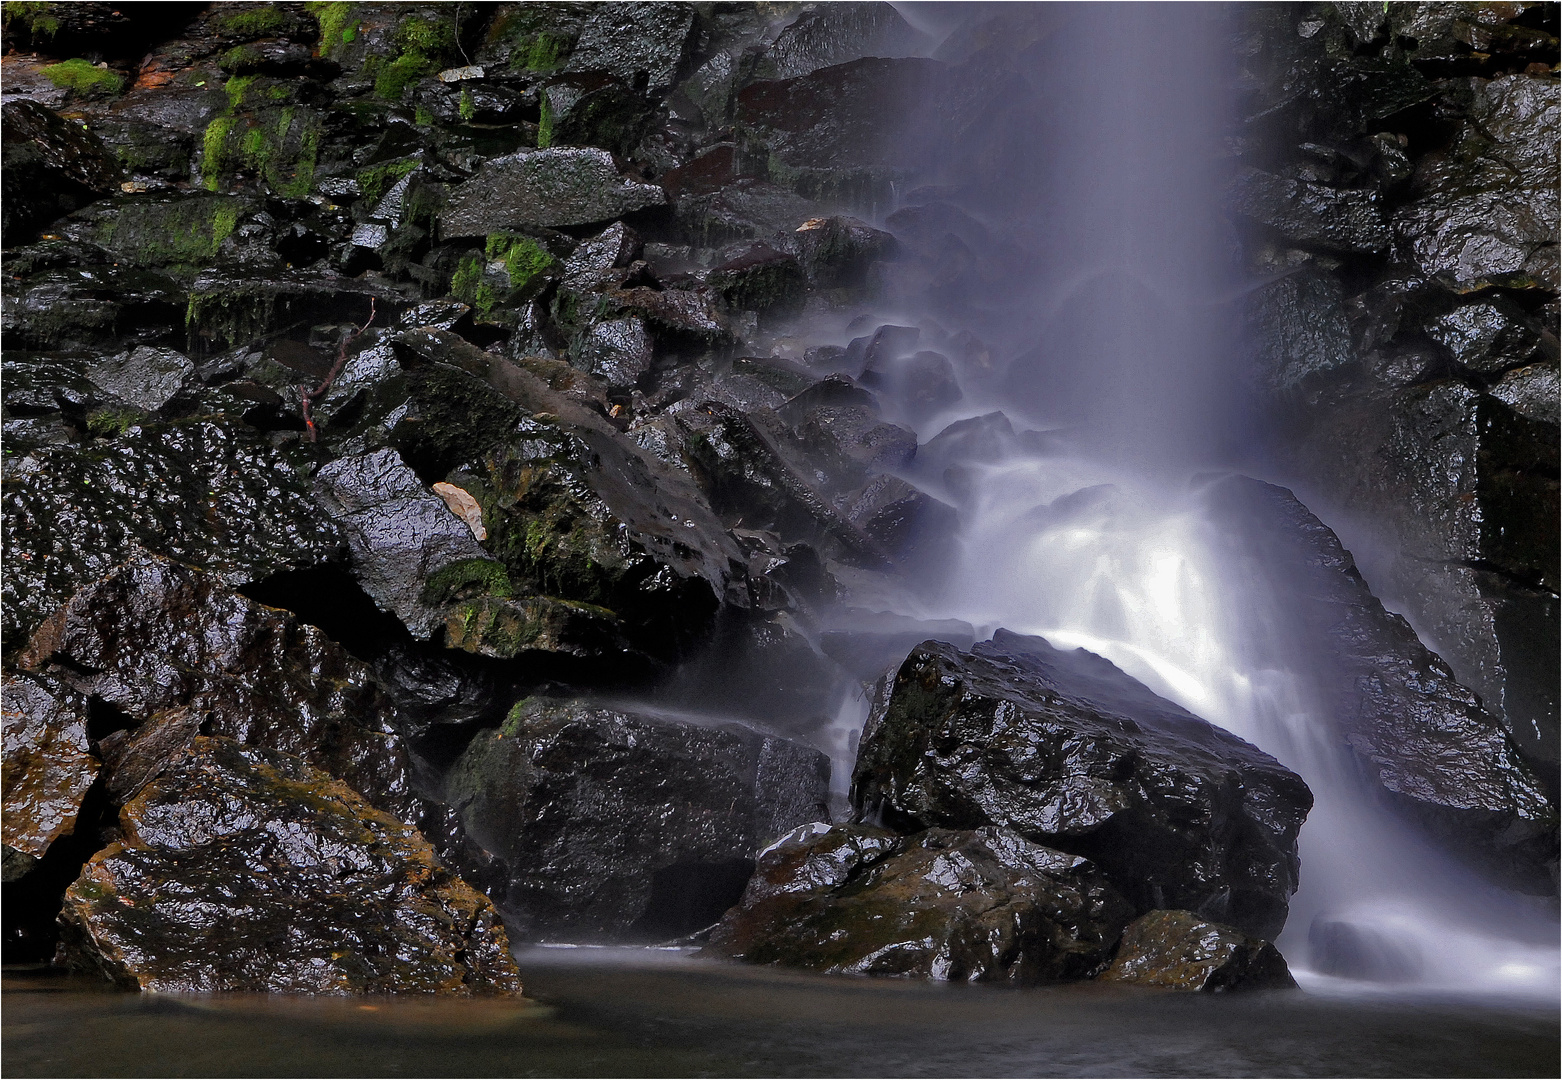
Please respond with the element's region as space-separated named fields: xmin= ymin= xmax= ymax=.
xmin=440 ymin=148 xmax=665 ymax=236
xmin=444 ymin=699 xmax=831 ymax=942
xmin=57 ymin=737 xmax=521 ymax=995
xmin=705 ymin=823 xmax=1133 ymax=983
xmin=851 ymin=631 xmax=1313 ymax=940
xmin=1096 ymin=909 xmax=1296 ymax=993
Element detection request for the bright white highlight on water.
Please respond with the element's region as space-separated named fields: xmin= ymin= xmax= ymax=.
xmin=915 ymin=453 xmax=1560 ymax=1002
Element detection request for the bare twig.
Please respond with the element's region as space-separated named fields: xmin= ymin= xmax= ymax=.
xmin=301 ymin=298 xmax=376 ymax=442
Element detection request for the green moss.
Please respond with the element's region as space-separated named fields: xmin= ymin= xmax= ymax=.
xmin=219 ymin=6 xmax=287 ymax=37
xmin=3 ymin=2 xmax=58 ymax=39
xmin=240 ymin=125 xmax=267 ymax=160
xmin=487 ymin=233 xmax=554 ymax=291
xmin=40 ymin=58 xmax=124 ymax=97
xmin=267 ymin=83 xmax=294 ymax=101
xmin=200 ymin=115 xmax=237 ymax=190
xmin=395 ymin=13 xmax=454 ymax=58
xmin=373 ymin=52 xmax=432 ymax=100
xmin=414 ymin=105 xmax=433 ymax=126
xmin=458 ymin=86 xmax=475 ymax=121
xmin=518 ymin=32 xmax=568 ymax=72
xmin=421 ymin=557 xmax=513 ymax=608
xmin=305 ymin=1 xmax=357 ymax=57
xmin=356 ymin=157 xmax=418 ymax=204
xmin=185 ymin=290 xmax=277 ymax=350
xmin=86 ymin=406 xmax=143 ymax=438
xmin=537 ymin=93 xmax=553 ymax=148
xmin=449 ymin=252 xmax=491 ymax=316
xmin=224 ymin=73 xmax=259 ymax=110
xmin=96 ymin=196 xmax=239 ymax=268
xmin=218 ymin=44 xmax=266 ymax=72
xmin=499 ymin=698 xmax=533 ymax=738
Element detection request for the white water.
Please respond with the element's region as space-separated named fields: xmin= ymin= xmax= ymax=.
xmin=891 ymin=452 xmax=1559 ymax=999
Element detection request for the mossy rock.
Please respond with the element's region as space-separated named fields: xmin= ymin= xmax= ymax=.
xmin=443 ymin=593 xmax=628 ymax=660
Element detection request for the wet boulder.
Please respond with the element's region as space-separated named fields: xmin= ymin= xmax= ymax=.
xmin=1199 ymin=476 xmax=1556 ymax=891
xmin=314 ymin=448 xmax=492 ymax=639
xmin=1096 ymin=909 xmax=1297 ymax=993
xmin=707 ymin=243 xmax=806 ymax=320
xmin=751 ymin=3 xmax=929 ymax=82
xmin=1 ymin=675 xmax=97 ymax=881
xmin=1 ymin=414 xmax=344 ymax=651
xmin=789 ymin=215 xmax=898 ymax=291
xmin=440 ymin=148 xmax=666 ymax=237
xmin=1489 ymin=364 xmax=1559 ymax=427
xmin=1 ymin=98 xmax=123 ymax=245
xmin=851 ymin=631 xmax=1314 ymax=940
xmin=1424 ymin=297 xmax=1543 ymax=375
xmin=563 ymin=1 xmax=695 ymax=94
xmin=18 ymin=554 xmax=419 ymax=823
xmin=705 ymin=822 xmax=1134 ymax=983
xmin=442 ymin=698 xmax=832 ymax=942
xmin=56 ymin=736 xmax=521 ymax=995
xmin=1230 ymin=167 xmax=1391 ymax=255
xmin=860 ymin=350 xmax=962 ymax=423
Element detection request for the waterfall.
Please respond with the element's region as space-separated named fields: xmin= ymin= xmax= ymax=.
xmin=878 ymin=2 xmax=1560 ymax=998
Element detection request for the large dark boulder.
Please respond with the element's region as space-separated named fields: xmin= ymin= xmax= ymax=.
xmin=1199 ymin=475 xmax=1555 ymax=891
xmin=442 ymin=698 xmax=831 ymax=942
xmin=18 ymin=554 xmax=419 ymax=823
xmin=705 ymin=822 xmax=1134 ymax=983
xmin=56 ymin=736 xmax=521 ymax=995
xmin=1096 ymin=909 xmax=1297 ymax=993
xmin=851 ymin=632 xmax=1313 ymax=940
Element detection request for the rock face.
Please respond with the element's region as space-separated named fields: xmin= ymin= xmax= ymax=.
xmin=1200 ymin=475 xmax=1555 ymax=891
xmin=1096 ymin=909 xmax=1297 ymax=993
xmin=19 ymin=554 xmax=418 ymax=823
xmin=1235 ymin=4 xmax=1560 ymax=791
xmin=443 ymin=699 xmax=831 ymax=942
xmin=706 ymin=822 xmax=1134 ymax=983
xmin=57 ymin=737 xmax=520 ymax=995
xmin=851 ymin=632 xmax=1314 ymax=940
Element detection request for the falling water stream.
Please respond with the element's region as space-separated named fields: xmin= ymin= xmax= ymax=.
xmin=873 ymin=0 xmax=1561 ymax=1002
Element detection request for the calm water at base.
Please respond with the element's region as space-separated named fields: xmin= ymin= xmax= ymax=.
xmin=3 ymin=949 xmax=1557 ymax=1078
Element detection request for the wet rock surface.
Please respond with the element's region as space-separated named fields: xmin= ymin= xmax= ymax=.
xmin=705 ymin=822 xmax=1134 ymax=983
xmin=1096 ymin=909 xmax=1297 ymax=993
xmin=57 ymin=736 xmax=521 ymax=994
xmin=1200 ymin=475 xmax=1555 ymax=890
xmin=443 ymin=698 xmax=831 ymax=943
xmin=851 ymin=632 xmax=1314 ymax=941
xmin=1 ymin=675 xmax=97 ymax=877
xmin=1236 ymin=3 xmax=1560 ymax=791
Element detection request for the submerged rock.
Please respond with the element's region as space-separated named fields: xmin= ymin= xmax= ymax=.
xmin=56 ymin=737 xmax=521 ymax=995
xmin=19 ymin=554 xmax=418 ymax=823
xmin=706 ymin=822 xmax=1134 ymax=983
xmin=1096 ymin=909 xmax=1296 ymax=993
xmin=443 ymin=698 xmax=831 ymax=942
xmin=851 ymin=631 xmax=1313 ymax=940
xmin=1199 ymin=476 xmax=1555 ymax=891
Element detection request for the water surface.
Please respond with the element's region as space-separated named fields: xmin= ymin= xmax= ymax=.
xmin=5 ymin=950 xmax=1556 ymax=1078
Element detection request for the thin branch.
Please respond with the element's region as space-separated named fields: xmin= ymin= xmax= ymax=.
xmin=301 ymin=298 xmax=376 ymax=443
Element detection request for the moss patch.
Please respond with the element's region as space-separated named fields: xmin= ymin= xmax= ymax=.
xmin=97 ymin=196 xmax=244 ymax=270
xmin=219 ymin=5 xmax=287 ymax=37
xmin=421 ymin=557 xmax=513 ymax=608
xmin=305 ymin=1 xmax=357 ymax=56
xmin=41 ymin=58 xmax=124 ymax=97
xmin=356 ymin=157 xmax=418 ymax=204
xmin=3 ymin=2 xmax=59 ymax=40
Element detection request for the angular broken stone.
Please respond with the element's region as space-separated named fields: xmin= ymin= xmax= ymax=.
xmin=56 ymin=737 xmax=521 ymax=995
xmin=314 ymin=448 xmax=492 ymax=639
xmin=20 ymin=553 xmax=418 ymax=822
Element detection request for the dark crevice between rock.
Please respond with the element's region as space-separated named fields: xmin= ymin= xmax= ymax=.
xmin=627 ymin=858 xmax=757 ymax=944
xmin=1 ymin=775 xmax=115 ymax=964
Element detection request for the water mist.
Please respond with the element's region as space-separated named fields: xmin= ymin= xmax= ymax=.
xmin=878 ymin=2 xmax=1560 ymax=998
